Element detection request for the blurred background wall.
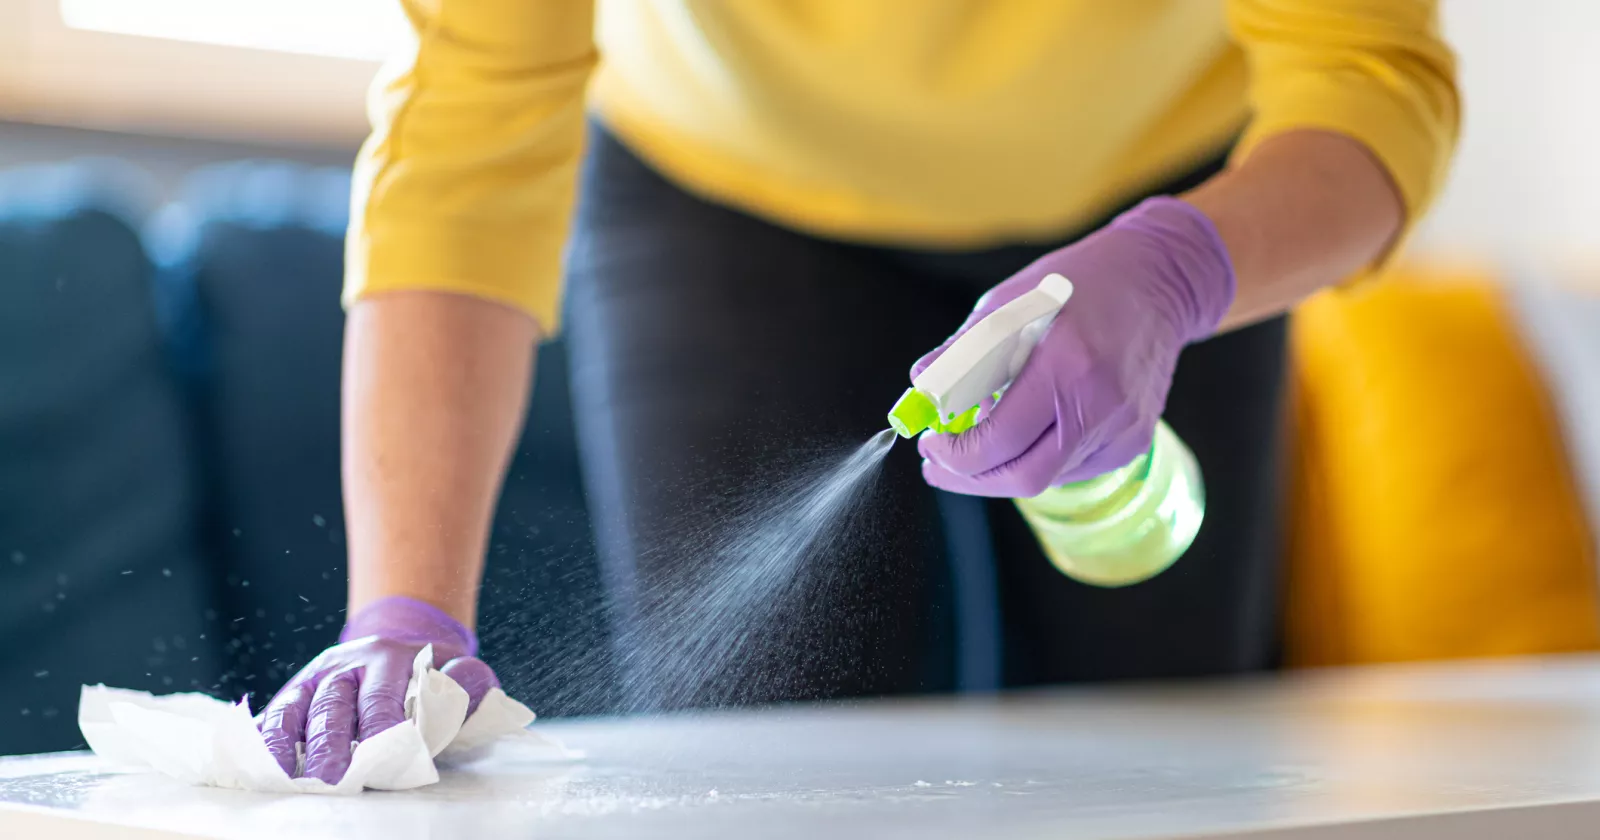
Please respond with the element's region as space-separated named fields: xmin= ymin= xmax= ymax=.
xmin=1410 ymin=1 xmax=1600 ymax=273
xmin=1 ymin=0 xmax=1598 ymax=755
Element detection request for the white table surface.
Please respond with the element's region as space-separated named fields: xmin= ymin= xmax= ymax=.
xmin=7 ymin=656 xmax=1600 ymax=840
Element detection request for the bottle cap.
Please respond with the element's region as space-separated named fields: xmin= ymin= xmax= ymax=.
xmin=888 ymin=388 xmax=983 ymax=438
xmin=888 ymin=388 xmax=939 ymax=438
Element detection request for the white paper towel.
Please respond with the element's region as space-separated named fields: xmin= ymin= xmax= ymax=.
xmin=79 ymin=647 xmax=576 ymax=795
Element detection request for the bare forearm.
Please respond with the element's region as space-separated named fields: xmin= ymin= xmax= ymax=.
xmin=342 ymin=292 xmax=539 ymax=628
xmin=1184 ymin=130 xmax=1405 ymax=331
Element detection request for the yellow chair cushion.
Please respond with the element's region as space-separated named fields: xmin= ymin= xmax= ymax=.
xmin=1287 ymin=268 xmax=1600 ymax=667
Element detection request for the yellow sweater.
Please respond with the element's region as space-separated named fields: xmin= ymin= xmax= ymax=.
xmin=346 ymin=1 xmax=1459 ymax=333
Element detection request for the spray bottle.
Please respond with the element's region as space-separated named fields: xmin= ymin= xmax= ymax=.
xmin=887 ymin=274 xmax=1204 ymax=587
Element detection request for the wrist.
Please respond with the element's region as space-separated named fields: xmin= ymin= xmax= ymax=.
xmin=341 ymin=595 xmax=479 ymax=655
xmin=348 ymin=577 xmax=478 ymax=634
xmin=1177 ymin=130 xmax=1406 ymax=330
xmin=1108 ymin=196 xmax=1237 ymax=342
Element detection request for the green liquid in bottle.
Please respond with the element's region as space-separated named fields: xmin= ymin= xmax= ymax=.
xmin=1014 ymin=421 xmax=1204 ymax=587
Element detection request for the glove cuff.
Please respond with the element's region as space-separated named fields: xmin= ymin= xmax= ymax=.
xmin=340 ymin=596 xmax=479 ymax=656
xmin=1110 ymin=196 xmax=1237 ymax=342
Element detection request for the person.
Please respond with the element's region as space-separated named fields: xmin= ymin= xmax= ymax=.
xmin=258 ymin=1 xmax=1459 ymax=783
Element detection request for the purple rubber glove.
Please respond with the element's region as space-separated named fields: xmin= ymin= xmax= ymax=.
xmin=914 ymin=197 xmax=1235 ymax=497
xmin=255 ymin=596 xmax=500 ymax=784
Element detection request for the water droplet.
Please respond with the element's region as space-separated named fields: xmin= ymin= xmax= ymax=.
xmin=312 ymin=515 xmax=326 ymax=528
xmin=120 ymin=570 xmax=133 ymax=575
xmin=162 ymin=568 xmax=172 ymax=577
xmin=298 ymin=595 xmax=310 ymax=603
xmin=20 ymin=709 xmax=29 ymax=716
xmin=9 ymin=551 xmax=23 ymax=565
xmin=41 ymin=708 xmax=58 ymax=719
xmin=55 ymin=573 xmax=68 ymax=586
xmin=232 ymin=528 xmax=242 ymax=537
xmin=33 ymin=670 xmax=48 ymax=678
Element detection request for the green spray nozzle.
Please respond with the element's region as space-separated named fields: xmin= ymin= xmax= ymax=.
xmin=888 ymin=388 xmax=981 ymax=438
xmin=891 ymin=274 xmax=1075 ymax=440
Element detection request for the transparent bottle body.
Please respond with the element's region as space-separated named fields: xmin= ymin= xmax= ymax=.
xmin=1014 ymin=420 xmax=1204 ymax=587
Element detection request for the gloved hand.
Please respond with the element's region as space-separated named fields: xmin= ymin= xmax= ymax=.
xmin=914 ymin=197 xmax=1235 ymax=497
xmin=256 ymin=596 xmax=499 ymax=784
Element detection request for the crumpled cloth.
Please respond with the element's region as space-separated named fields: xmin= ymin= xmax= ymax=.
xmin=79 ymin=646 xmax=576 ymax=795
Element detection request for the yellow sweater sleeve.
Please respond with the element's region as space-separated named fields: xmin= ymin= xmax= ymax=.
xmin=344 ymin=0 xmax=598 ymax=334
xmin=1229 ymin=0 xmax=1460 ymax=225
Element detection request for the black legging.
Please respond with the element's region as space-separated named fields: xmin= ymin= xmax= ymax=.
xmin=566 ymin=125 xmax=1286 ymax=710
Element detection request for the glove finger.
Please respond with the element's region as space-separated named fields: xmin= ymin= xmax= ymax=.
xmin=920 ymin=426 xmax=1064 ymax=498
xmin=303 ymin=669 xmax=360 ymax=785
xmin=1057 ymin=420 xmax=1158 ymax=485
xmin=441 ymin=658 xmax=502 ymax=719
xmin=922 ymin=391 xmax=1140 ymax=497
xmin=918 ymin=356 xmax=1070 ymax=477
xmin=258 ymin=679 xmax=315 ymax=777
xmin=355 ymin=656 xmax=411 ymax=743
